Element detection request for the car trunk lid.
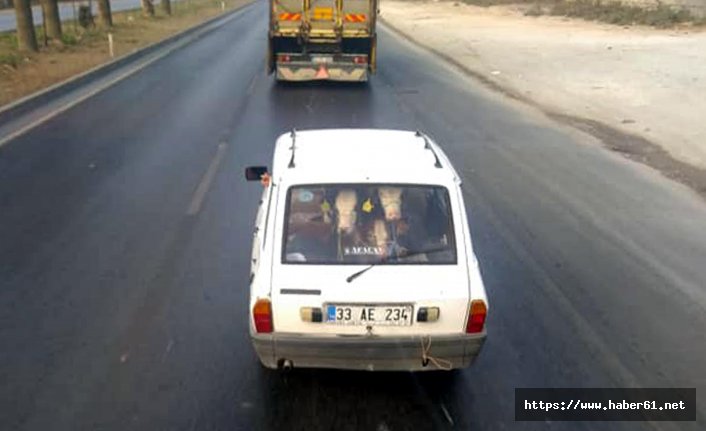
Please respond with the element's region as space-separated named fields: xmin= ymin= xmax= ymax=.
xmin=271 ymin=264 xmax=470 ymax=336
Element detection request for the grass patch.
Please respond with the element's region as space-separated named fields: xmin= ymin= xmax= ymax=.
xmin=457 ymin=0 xmax=705 ymax=28
xmin=0 ymin=32 xmax=18 ymax=46
xmin=0 ymin=0 xmax=252 ymax=106
xmin=60 ymin=32 xmax=79 ymax=46
xmin=548 ymin=0 xmax=696 ymax=27
xmin=0 ymin=52 xmax=22 ymax=68
xmin=462 ymin=0 xmax=532 ymax=6
xmin=524 ymin=3 xmax=545 ymax=15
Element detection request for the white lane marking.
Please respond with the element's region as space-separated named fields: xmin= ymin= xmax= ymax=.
xmin=246 ymin=73 xmax=259 ymax=96
xmin=187 ymin=142 xmax=228 ymax=216
xmin=304 ymin=92 xmax=315 ymax=113
xmin=0 ymin=9 xmax=248 ymax=149
xmin=440 ymin=402 xmax=454 ymax=426
xmin=162 ymin=339 xmax=175 ymax=362
xmin=0 ymin=47 xmax=184 ymax=149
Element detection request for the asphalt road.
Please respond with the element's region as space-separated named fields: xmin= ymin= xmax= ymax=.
xmin=1 ymin=3 xmax=705 ymax=430
xmin=0 ymin=0 xmax=175 ymax=32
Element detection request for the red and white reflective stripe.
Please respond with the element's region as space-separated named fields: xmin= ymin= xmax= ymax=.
xmin=278 ymin=12 xmax=302 ymax=21
xmin=344 ymin=13 xmax=366 ymax=23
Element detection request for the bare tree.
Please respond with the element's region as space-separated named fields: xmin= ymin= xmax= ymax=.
xmin=141 ymin=0 xmax=154 ymax=17
xmin=97 ymin=0 xmax=112 ymax=27
xmin=162 ymin=0 xmax=171 ymax=16
xmin=40 ymin=0 xmax=62 ymax=39
xmin=13 ymin=0 xmax=38 ymax=52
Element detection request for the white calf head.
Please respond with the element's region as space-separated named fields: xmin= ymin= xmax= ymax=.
xmin=335 ymin=190 xmax=358 ymax=233
xmin=378 ymin=187 xmax=403 ymax=221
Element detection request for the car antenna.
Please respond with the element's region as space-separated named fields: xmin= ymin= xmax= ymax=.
xmin=288 ymin=128 xmax=297 ymax=168
xmin=415 ymin=130 xmax=442 ymax=169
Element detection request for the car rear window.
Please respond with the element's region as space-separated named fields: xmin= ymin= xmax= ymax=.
xmin=282 ymin=184 xmax=457 ymax=264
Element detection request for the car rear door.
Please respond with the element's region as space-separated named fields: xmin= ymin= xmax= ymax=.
xmin=270 ymin=265 xmax=471 ymax=336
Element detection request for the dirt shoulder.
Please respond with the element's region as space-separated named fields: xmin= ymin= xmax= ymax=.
xmin=0 ymin=0 xmax=253 ymax=107
xmin=381 ymin=1 xmax=706 ymax=182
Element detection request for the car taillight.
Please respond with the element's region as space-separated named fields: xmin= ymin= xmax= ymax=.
xmin=465 ymin=300 xmax=487 ymax=333
xmin=277 ymin=54 xmax=291 ymax=63
xmin=353 ymin=56 xmax=367 ymax=65
xmin=253 ymin=298 xmax=273 ymax=333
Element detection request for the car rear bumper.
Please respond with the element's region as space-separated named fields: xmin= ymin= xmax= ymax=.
xmin=251 ymin=332 xmax=486 ymax=371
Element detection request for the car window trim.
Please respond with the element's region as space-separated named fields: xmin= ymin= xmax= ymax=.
xmin=279 ymin=182 xmax=458 ymax=265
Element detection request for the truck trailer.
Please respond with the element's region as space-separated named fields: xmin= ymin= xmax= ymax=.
xmin=268 ymin=0 xmax=378 ymax=82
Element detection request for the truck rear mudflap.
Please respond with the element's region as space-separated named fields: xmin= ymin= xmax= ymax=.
xmin=276 ymin=53 xmax=369 ymax=82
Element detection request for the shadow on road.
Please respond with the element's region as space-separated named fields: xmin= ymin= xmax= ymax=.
xmin=256 ymin=367 xmax=470 ymax=430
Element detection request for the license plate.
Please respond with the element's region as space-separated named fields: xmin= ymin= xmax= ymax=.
xmin=326 ymin=304 xmax=413 ymax=326
xmin=312 ymin=56 xmax=333 ymax=64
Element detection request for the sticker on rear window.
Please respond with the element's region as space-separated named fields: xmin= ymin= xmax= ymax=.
xmin=344 ymin=246 xmax=384 ymax=256
xmin=297 ymin=189 xmax=314 ymax=202
xmin=361 ymin=198 xmax=374 ymax=213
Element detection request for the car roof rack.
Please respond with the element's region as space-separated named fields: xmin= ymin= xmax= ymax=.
xmin=415 ymin=130 xmax=442 ymax=169
xmin=288 ymin=128 xmax=297 ymax=168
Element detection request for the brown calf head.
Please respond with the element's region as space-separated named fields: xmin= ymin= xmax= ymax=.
xmin=378 ymin=187 xmax=403 ymax=221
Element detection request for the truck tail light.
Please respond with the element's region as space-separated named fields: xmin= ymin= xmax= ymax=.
xmin=465 ymin=300 xmax=487 ymax=333
xmin=277 ymin=54 xmax=291 ymax=63
xmin=253 ymin=299 xmax=273 ymax=333
xmin=353 ymin=55 xmax=367 ymax=65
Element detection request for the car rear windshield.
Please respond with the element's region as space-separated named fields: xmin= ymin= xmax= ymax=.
xmin=282 ymin=184 xmax=457 ymax=264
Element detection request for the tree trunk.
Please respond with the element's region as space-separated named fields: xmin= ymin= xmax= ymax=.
xmin=161 ymin=0 xmax=171 ymax=16
xmin=13 ymin=0 xmax=38 ymax=52
xmin=41 ymin=0 xmax=62 ymax=39
xmin=141 ymin=0 xmax=154 ymax=17
xmin=97 ymin=0 xmax=112 ymax=27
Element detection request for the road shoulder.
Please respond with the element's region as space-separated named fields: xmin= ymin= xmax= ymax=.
xmin=380 ymin=1 xmax=706 ymax=198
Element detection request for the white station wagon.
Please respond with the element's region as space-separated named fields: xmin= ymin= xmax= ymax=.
xmin=245 ymin=129 xmax=488 ymax=371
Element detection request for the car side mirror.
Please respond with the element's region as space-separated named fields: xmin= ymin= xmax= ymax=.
xmin=245 ymin=166 xmax=269 ymax=181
